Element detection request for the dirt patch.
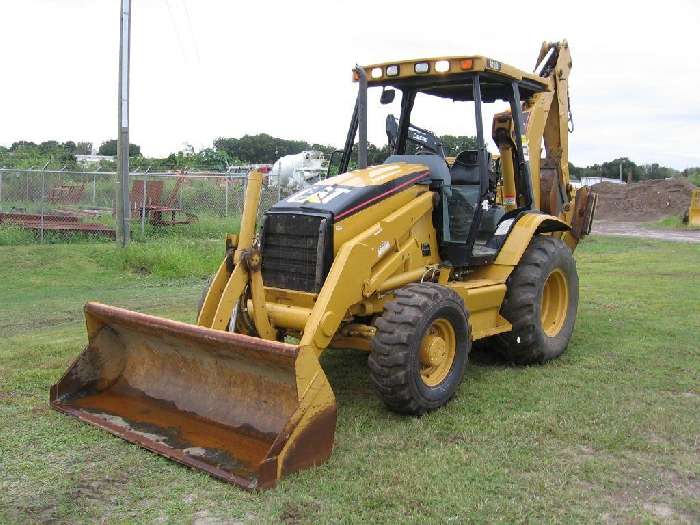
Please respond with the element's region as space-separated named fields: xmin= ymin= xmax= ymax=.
xmin=13 ymin=503 xmax=62 ymax=525
xmin=592 ymin=220 xmax=700 ymax=243
xmin=192 ymin=510 xmax=248 ymax=525
xmin=591 ymin=178 xmax=696 ymax=221
xmin=606 ymin=465 xmax=700 ymax=523
xmin=642 ymin=502 xmax=674 ymax=519
xmin=279 ymin=501 xmax=320 ymax=525
xmin=12 ymin=473 xmax=129 ymax=524
xmin=0 ymin=390 xmax=16 ymax=401
xmin=30 ymin=404 xmax=50 ymax=415
xmin=70 ymin=475 xmax=129 ymax=506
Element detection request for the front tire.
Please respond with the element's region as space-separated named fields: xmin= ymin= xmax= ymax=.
xmin=496 ymin=235 xmax=579 ymax=364
xmin=368 ymin=283 xmax=471 ymax=415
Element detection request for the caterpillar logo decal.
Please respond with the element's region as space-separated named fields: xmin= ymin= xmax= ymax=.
xmin=287 ymin=185 xmax=353 ymax=205
xmin=271 ymin=168 xmax=429 ymax=220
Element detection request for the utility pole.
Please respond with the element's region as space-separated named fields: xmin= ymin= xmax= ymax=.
xmin=619 ymin=161 xmax=623 ymax=182
xmin=116 ymin=0 xmax=132 ymax=247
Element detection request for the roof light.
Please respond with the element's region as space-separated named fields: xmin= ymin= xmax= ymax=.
xmin=460 ymin=59 xmax=473 ymax=70
xmin=414 ymin=62 xmax=429 ymax=74
xmin=435 ymin=60 xmax=450 ymax=73
xmin=486 ymin=59 xmax=501 ymax=71
xmin=371 ymin=67 xmax=383 ymax=79
xmin=386 ymin=64 xmax=399 ymax=77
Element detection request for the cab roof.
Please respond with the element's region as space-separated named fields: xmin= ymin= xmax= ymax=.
xmin=359 ymin=55 xmax=550 ymax=102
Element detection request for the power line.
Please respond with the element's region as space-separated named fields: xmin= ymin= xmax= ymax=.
xmin=180 ymin=0 xmax=200 ymax=63
xmin=163 ymin=0 xmax=187 ymax=60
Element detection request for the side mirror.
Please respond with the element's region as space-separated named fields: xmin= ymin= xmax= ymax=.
xmin=380 ymin=88 xmax=396 ymax=105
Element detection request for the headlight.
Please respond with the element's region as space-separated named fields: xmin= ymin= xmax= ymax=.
xmin=486 ymin=59 xmax=501 ymax=71
xmin=386 ymin=64 xmax=399 ymax=77
xmin=435 ymin=60 xmax=450 ymax=73
xmin=414 ymin=62 xmax=429 ymax=74
xmin=371 ymin=67 xmax=383 ymax=79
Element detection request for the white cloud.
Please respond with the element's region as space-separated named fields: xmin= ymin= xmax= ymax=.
xmin=1 ymin=0 xmax=699 ymax=168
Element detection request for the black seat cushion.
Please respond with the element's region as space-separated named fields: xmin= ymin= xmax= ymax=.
xmin=450 ymin=150 xmax=480 ymax=185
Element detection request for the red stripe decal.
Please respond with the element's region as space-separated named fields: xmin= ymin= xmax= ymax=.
xmin=335 ymin=171 xmax=429 ymax=221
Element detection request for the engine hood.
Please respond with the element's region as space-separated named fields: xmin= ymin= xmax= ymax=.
xmin=268 ymin=163 xmax=429 ymax=221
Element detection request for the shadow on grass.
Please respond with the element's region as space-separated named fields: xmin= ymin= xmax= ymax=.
xmin=320 ymin=340 xmax=514 ymax=412
xmin=470 ymin=340 xmax=511 ymax=367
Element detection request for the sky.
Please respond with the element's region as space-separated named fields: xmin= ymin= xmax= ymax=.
xmin=1 ymin=0 xmax=699 ymax=169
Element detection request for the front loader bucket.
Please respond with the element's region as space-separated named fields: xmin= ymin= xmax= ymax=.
xmin=50 ymin=303 xmax=336 ymax=490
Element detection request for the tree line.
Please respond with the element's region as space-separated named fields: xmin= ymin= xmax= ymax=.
xmin=2 ymin=137 xmax=697 ymax=183
xmin=568 ymin=157 xmax=694 ymax=182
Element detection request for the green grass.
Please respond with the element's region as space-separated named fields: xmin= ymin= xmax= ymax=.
xmin=1 ymin=236 xmax=698 ymax=524
xmin=0 ymin=212 xmax=240 ymax=246
xmin=647 ymin=215 xmax=700 ymax=231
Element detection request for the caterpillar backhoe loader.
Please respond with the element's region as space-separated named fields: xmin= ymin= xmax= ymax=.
xmin=51 ymin=40 xmax=596 ymax=490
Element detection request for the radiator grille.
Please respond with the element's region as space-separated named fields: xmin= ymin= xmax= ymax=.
xmin=261 ymin=213 xmax=330 ymax=293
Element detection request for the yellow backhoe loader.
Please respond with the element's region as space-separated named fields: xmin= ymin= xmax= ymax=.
xmin=51 ymin=40 xmax=597 ymax=490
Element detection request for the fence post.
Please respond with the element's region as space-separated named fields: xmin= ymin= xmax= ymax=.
xmin=40 ymin=169 xmax=46 ymax=243
xmin=277 ymin=161 xmax=282 ymax=203
xmin=225 ymin=177 xmax=229 ymax=217
xmin=0 ymin=171 xmax=3 ymax=210
xmin=178 ymin=171 xmax=183 ymax=208
xmin=243 ymin=173 xmax=248 ymax=216
xmin=92 ymin=174 xmax=96 ymax=205
xmin=141 ymin=171 xmax=147 ymax=236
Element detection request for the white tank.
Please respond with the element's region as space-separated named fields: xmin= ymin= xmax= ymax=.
xmin=270 ymin=151 xmax=328 ymax=189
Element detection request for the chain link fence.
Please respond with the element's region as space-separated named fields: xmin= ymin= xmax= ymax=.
xmin=0 ymin=167 xmax=300 ymax=244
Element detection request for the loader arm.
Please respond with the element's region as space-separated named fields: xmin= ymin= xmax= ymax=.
xmin=196 ymin=169 xmax=274 ymax=338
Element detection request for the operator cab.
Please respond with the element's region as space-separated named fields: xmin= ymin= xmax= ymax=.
xmin=335 ymin=56 xmax=548 ymax=268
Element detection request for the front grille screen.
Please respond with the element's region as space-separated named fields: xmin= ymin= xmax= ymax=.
xmin=261 ymin=213 xmax=329 ymax=293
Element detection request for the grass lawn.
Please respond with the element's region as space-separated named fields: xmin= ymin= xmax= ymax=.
xmin=0 ymin=235 xmax=698 ymax=524
xmin=646 ymin=215 xmax=700 ymax=231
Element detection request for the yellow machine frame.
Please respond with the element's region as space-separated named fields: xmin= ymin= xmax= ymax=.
xmin=51 ymin=40 xmax=596 ymax=490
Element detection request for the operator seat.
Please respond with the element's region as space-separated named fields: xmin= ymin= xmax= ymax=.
xmin=449 ymin=150 xmax=480 ymax=185
xmin=450 ymin=150 xmax=505 ymax=243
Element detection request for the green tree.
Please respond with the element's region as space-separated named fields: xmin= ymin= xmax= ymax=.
xmin=98 ymin=139 xmax=141 ymax=157
xmin=10 ymin=141 xmax=37 ymax=151
xmin=439 ymin=135 xmax=478 ymax=156
xmin=214 ymin=134 xmax=314 ymax=163
xmin=38 ymin=140 xmax=60 ymax=154
xmin=213 ymin=137 xmax=238 ymax=158
xmin=75 ymin=142 xmax=93 ymax=155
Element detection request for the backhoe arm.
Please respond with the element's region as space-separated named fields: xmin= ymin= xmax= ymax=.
xmin=527 ymin=40 xmax=573 ymax=211
xmin=493 ymin=40 xmax=595 ymax=248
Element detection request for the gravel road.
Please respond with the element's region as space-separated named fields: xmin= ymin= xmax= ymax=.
xmin=592 ymin=220 xmax=700 ymax=243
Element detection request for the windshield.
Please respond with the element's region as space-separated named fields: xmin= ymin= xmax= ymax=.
xmin=336 ymin=74 xmax=510 ymax=174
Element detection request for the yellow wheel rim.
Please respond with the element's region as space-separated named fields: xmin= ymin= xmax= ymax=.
xmin=419 ymin=318 xmax=456 ymax=387
xmin=540 ymin=268 xmax=569 ymax=337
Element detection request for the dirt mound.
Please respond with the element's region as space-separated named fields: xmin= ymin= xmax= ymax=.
xmin=591 ymin=178 xmax=696 ymax=221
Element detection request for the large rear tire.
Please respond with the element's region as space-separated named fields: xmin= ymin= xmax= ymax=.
xmin=495 ymin=235 xmax=578 ymax=364
xmin=368 ymin=283 xmax=470 ymax=415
